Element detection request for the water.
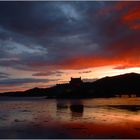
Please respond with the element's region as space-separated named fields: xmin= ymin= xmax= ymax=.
xmin=0 ymin=97 xmax=140 ymax=138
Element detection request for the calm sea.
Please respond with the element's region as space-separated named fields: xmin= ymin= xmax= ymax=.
xmin=0 ymin=97 xmax=140 ymax=138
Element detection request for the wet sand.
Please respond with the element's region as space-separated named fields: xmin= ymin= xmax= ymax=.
xmin=0 ymin=97 xmax=140 ymax=138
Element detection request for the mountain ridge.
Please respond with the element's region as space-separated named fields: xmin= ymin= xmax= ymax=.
xmin=1 ymin=72 xmax=140 ymax=98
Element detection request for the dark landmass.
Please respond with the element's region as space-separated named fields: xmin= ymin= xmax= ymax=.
xmin=0 ymin=72 xmax=140 ymax=98
xmin=107 ymin=105 xmax=140 ymax=111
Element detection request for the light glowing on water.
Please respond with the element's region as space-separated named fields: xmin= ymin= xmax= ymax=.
xmin=0 ymin=97 xmax=140 ymax=138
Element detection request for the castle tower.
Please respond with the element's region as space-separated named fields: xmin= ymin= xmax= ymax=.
xmin=69 ymin=77 xmax=83 ymax=87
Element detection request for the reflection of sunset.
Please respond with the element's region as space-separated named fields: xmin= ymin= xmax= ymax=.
xmin=62 ymin=121 xmax=140 ymax=138
xmin=0 ymin=98 xmax=140 ymax=138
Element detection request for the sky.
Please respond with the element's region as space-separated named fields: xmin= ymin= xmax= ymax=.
xmin=0 ymin=1 xmax=140 ymax=92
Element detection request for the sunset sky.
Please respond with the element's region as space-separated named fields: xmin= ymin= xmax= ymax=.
xmin=0 ymin=1 xmax=140 ymax=92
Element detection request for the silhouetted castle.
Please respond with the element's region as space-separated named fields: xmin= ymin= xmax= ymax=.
xmin=69 ymin=77 xmax=83 ymax=87
xmin=1 ymin=73 xmax=140 ymax=98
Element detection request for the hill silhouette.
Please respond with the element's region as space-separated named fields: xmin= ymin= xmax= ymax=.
xmin=1 ymin=72 xmax=140 ymax=98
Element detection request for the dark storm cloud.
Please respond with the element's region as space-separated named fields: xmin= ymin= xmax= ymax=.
xmin=32 ymin=71 xmax=64 ymax=76
xmin=79 ymin=71 xmax=92 ymax=74
xmin=0 ymin=78 xmax=53 ymax=86
xmin=0 ymin=1 xmax=104 ymax=35
xmin=0 ymin=1 xmax=107 ymax=71
xmin=0 ymin=1 xmax=140 ymax=72
xmin=0 ymin=72 xmax=9 ymax=79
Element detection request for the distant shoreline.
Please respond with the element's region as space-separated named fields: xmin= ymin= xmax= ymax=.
xmin=1 ymin=72 xmax=140 ymax=98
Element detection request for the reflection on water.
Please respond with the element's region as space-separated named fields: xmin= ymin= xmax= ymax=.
xmin=57 ymin=104 xmax=68 ymax=110
xmin=56 ymin=100 xmax=84 ymax=119
xmin=0 ymin=97 xmax=140 ymax=138
xmin=70 ymin=104 xmax=84 ymax=118
xmin=108 ymin=105 xmax=140 ymax=111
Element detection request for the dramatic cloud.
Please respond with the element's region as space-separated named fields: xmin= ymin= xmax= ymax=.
xmin=0 ymin=78 xmax=53 ymax=86
xmin=0 ymin=72 xmax=10 ymax=79
xmin=79 ymin=71 xmax=92 ymax=74
xmin=32 ymin=71 xmax=64 ymax=76
xmin=0 ymin=1 xmax=140 ymax=92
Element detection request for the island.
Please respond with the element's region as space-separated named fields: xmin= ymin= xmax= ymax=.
xmin=0 ymin=72 xmax=140 ymax=98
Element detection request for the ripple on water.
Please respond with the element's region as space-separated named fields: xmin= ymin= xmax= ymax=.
xmin=0 ymin=117 xmax=7 ymax=121
xmin=134 ymin=127 xmax=140 ymax=131
xmin=20 ymin=110 xmax=31 ymax=112
xmin=14 ymin=119 xmax=27 ymax=123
